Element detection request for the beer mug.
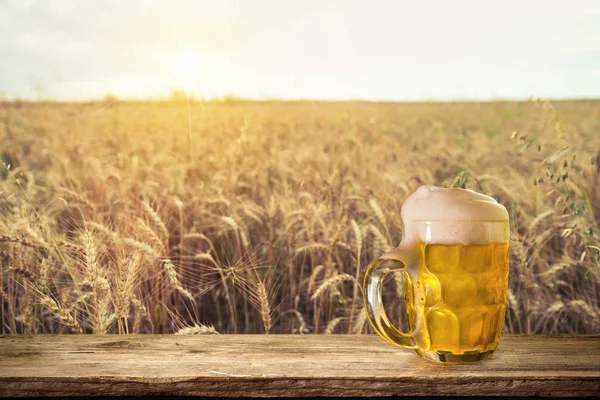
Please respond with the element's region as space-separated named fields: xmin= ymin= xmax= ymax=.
xmin=363 ymin=186 xmax=510 ymax=363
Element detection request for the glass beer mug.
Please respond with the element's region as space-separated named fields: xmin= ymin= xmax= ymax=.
xmin=363 ymin=186 xmax=510 ymax=363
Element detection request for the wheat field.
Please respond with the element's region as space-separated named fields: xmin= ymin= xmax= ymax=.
xmin=0 ymin=98 xmax=598 ymax=335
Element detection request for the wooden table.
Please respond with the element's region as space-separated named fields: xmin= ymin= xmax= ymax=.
xmin=0 ymin=335 xmax=598 ymax=397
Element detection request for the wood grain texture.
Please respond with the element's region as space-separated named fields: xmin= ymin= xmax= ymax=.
xmin=0 ymin=335 xmax=598 ymax=397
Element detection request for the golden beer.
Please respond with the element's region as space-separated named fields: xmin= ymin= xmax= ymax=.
xmin=363 ymin=186 xmax=510 ymax=363
xmin=417 ymin=242 xmax=509 ymax=354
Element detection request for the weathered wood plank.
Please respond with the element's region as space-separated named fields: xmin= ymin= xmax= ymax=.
xmin=0 ymin=335 xmax=598 ymax=397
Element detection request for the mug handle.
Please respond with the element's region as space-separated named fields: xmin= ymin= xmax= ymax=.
xmin=362 ymin=251 xmax=416 ymax=348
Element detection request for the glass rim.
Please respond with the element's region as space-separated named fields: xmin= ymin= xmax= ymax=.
xmin=410 ymin=219 xmax=509 ymax=244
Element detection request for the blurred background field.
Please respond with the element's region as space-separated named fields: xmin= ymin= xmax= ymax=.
xmin=1 ymin=98 xmax=598 ymax=335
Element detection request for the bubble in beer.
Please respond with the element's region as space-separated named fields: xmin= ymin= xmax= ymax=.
xmin=423 ymin=273 xmax=441 ymax=308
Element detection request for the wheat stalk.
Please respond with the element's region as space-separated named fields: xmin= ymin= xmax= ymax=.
xmin=81 ymin=232 xmax=100 ymax=283
xmin=135 ymin=217 xmax=165 ymax=254
xmin=312 ymin=273 xmax=358 ymax=302
xmin=369 ymin=198 xmax=386 ymax=228
xmin=0 ymin=235 xmax=48 ymax=253
xmin=39 ymin=294 xmax=83 ymax=334
xmin=58 ymin=187 xmax=96 ymax=212
xmin=242 ymin=205 xmax=264 ymax=224
xmin=160 ymin=258 xmax=195 ymax=303
xmin=114 ymin=256 xmax=140 ymax=330
xmin=307 ymin=264 xmax=324 ymax=293
xmin=122 ymin=237 xmax=159 ymax=257
xmin=175 ymin=324 xmax=219 ymax=335
xmin=324 ymin=317 xmax=342 ymax=334
xmin=141 ymin=201 xmax=169 ymax=241
xmin=566 ymin=299 xmax=599 ymax=320
xmin=283 ymin=310 xmax=309 ymax=334
xmin=295 ymin=242 xmax=328 ymax=255
xmin=86 ymin=222 xmax=120 ymax=247
xmin=351 ymin=308 xmax=368 ymax=334
xmin=8 ymin=266 xmax=34 ymax=281
xmin=257 ymin=280 xmax=272 ymax=333
xmin=546 ymin=301 xmax=564 ymax=314
xmin=58 ymin=239 xmax=85 ymax=255
xmin=369 ymin=224 xmax=390 ymax=250
xmin=81 ymin=230 xmax=105 ymax=334
xmin=348 ymin=219 xmax=363 ymax=332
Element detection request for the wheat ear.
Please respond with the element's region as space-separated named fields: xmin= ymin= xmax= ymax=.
xmin=160 ymin=258 xmax=195 ymax=303
xmin=324 ymin=317 xmax=343 ymax=334
xmin=312 ymin=273 xmax=358 ymax=302
xmin=175 ymin=324 xmax=219 ymax=335
xmin=39 ymin=294 xmax=83 ymax=334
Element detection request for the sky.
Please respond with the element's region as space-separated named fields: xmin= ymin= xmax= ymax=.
xmin=0 ymin=0 xmax=599 ymax=101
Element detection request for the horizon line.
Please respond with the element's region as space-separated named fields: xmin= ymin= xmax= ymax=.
xmin=1 ymin=96 xmax=599 ymax=104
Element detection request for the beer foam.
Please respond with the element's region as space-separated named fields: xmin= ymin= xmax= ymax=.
xmin=401 ymin=186 xmax=509 ymax=245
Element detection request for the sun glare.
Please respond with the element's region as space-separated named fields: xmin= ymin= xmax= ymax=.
xmin=168 ymin=48 xmax=199 ymax=92
xmin=174 ymin=49 xmax=198 ymax=76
